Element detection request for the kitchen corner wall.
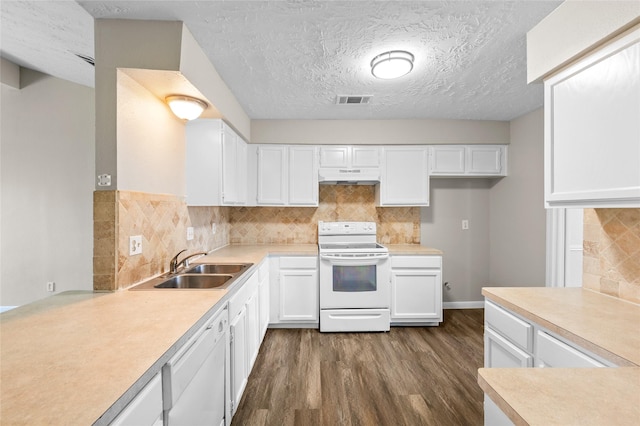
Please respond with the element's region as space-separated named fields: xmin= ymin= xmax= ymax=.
xmin=94 ymin=190 xmax=229 ymax=291
xmin=583 ymin=208 xmax=640 ymax=303
xmin=229 ymin=186 xmax=420 ymax=244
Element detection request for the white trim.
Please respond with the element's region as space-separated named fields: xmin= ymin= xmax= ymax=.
xmin=0 ymin=306 xmax=18 ymax=313
xmin=546 ymin=208 xmax=566 ymax=287
xmin=443 ymin=301 xmax=484 ymax=309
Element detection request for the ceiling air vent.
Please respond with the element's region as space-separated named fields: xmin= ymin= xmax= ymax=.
xmin=336 ymin=95 xmax=372 ymax=105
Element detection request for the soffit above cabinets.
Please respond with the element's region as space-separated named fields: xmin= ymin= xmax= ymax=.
xmin=3 ymin=1 xmax=561 ymax=121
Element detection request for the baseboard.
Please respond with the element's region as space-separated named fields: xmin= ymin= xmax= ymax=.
xmin=443 ymin=301 xmax=484 ymax=309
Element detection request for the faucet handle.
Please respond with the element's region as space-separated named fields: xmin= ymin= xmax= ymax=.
xmin=169 ymin=249 xmax=187 ymax=273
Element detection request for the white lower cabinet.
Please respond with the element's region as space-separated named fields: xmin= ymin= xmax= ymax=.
xmin=269 ymin=256 xmax=319 ymax=327
xmin=257 ymin=259 xmax=270 ymax=342
xmin=110 ymin=373 xmax=163 ymax=426
xmin=483 ymin=298 xmax=615 ymax=425
xmin=229 ymin=270 xmax=260 ymax=415
xmin=390 ymin=255 xmax=442 ymax=325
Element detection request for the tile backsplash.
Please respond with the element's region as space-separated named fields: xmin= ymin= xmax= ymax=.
xmin=229 ymin=185 xmax=420 ymax=244
xmin=94 ymin=190 xmax=229 ymax=291
xmin=583 ymin=208 xmax=640 ymax=303
xmin=94 ymin=186 xmax=420 ymax=291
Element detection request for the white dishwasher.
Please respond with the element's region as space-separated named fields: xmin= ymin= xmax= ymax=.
xmin=163 ymin=304 xmax=230 ymax=426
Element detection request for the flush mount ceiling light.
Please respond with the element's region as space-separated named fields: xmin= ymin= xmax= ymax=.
xmin=165 ymin=95 xmax=208 ymax=120
xmin=370 ymin=50 xmax=414 ymax=79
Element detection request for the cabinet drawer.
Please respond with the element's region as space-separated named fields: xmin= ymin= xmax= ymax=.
xmin=485 ymin=301 xmax=532 ymax=352
xmin=536 ymin=331 xmax=607 ymax=368
xmin=279 ymin=256 xmax=317 ymax=269
xmin=391 ymin=255 xmax=441 ymax=269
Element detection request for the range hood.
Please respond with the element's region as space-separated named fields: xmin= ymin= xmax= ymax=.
xmin=318 ymin=168 xmax=380 ymax=185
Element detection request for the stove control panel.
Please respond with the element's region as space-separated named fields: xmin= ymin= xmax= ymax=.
xmin=318 ymin=221 xmax=376 ymax=235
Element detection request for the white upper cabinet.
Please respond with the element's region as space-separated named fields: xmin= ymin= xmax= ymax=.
xmin=319 ymin=146 xmax=380 ymax=168
xmin=289 ymin=146 xmax=319 ymax=205
xmin=257 ymin=145 xmax=287 ymax=205
xmin=544 ymin=26 xmax=640 ymax=208
xmin=185 ymin=119 xmax=248 ymax=206
xmin=430 ymin=145 xmax=507 ymax=177
xmin=256 ymin=145 xmax=318 ymax=206
xmin=376 ymin=146 xmax=430 ymax=206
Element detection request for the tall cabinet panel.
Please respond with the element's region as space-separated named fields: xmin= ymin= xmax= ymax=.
xmin=544 ymin=27 xmax=640 ymax=207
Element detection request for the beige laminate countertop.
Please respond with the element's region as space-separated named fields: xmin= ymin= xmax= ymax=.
xmin=0 ymin=244 xmax=317 ymax=425
xmin=482 ymin=287 xmax=640 ymax=366
xmin=479 ymin=287 xmax=640 ymax=426
xmin=385 ymin=244 xmax=443 ymax=255
xmin=478 ymin=367 xmax=640 ymax=426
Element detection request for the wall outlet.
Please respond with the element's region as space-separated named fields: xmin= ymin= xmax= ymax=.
xmin=129 ymin=235 xmax=143 ymax=255
xmin=462 ymin=220 xmax=469 ymax=230
xmin=187 ymin=227 xmax=194 ymax=241
xmin=46 ymin=281 xmax=55 ymax=292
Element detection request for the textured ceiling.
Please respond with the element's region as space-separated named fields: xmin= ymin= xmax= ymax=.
xmin=1 ymin=1 xmax=562 ymax=121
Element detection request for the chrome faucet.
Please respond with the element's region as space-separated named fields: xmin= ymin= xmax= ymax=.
xmin=169 ymin=250 xmax=207 ymax=274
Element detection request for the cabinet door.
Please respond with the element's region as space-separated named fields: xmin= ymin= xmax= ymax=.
xmin=466 ymin=145 xmax=504 ymax=175
xmin=257 ymin=145 xmax=287 ymax=205
xmin=235 ymin=137 xmax=248 ymax=204
xmin=319 ymin=146 xmax=349 ymax=167
xmin=221 ymin=124 xmax=239 ymax=205
xmin=288 ymin=146 xmax=318 ymax=206
xmin=110 ymin=373 xmax=163 ymax=426
xmin=545 ymin=28 xmax=640 ymax=207
xmin=390 ymin=269 xmax=442 ymax=321
xmin=185 ymin=119 xmax=223 ymax=206
xmin=378 ymin=146 xmax=430 ymax=206
xmin=258 ymin=269 xmax=270 ymax=340
xmin=430 ymin=146 xmax=465 ymax=175
xmin=279 ymin=268 xmax=318 ymax=322
xmin=351 ymin=146 xmax=380 ymax=167
xmin=230 ymin=307 xmax=247 ymax=414
xmin=484 ymin=327 xmax=533 ymax=368
xmin=245 ymin=290 xmax=260 ymax=372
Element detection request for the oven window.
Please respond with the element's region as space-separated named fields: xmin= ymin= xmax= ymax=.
xmin=333 ymin=265 xmax=377 ymax=292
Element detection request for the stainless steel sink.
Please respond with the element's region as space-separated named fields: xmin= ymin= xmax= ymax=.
xmin=130 ymin=262 xmax=254 ymax=290
xmin=154 ymin=274 xmax=233 ymax=289
xmin=184 ymin=263 xmax=251 ymax=274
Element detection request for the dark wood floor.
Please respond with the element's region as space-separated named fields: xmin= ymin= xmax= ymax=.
xmin=232 ymin=309 xmax=485 ymax=426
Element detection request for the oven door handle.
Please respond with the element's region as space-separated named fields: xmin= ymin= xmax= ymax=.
xmin=320 ymin=253 xmax=389 ymax=262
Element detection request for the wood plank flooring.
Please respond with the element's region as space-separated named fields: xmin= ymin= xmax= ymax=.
xmin=232 ymin=309 xmax=485 ymax=426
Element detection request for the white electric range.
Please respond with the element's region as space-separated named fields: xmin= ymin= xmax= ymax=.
xmin=318 ymin=221 xmax=390 ymax=332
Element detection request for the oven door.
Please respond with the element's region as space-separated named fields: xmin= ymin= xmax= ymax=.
xmin=319 ymin=253 xmax=390 ymax=309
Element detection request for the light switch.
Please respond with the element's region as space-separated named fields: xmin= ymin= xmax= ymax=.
xmin=187 ymin=227 xmax=194 ymax=241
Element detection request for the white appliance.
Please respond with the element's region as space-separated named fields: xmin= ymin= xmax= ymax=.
xmin=163 ymin=305 xmax=230 ymax=426
xmin=318 ymin=221 xmax=390 ymax=332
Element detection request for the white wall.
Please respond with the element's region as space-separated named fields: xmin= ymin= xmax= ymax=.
xmin=420 ymin=179 xmax=491 ymax=305
xmin=251 ymin=118 xmax=509 ymax=145
xmin=1 ymin=67 xmax=95 ymax=306
xmin=420 ymin=107 xmax=546 ymax=304
xmin=489 ymin=108 xmax=546 ymax=288
xmin=116 ymin=70 xmax=185 ymax=195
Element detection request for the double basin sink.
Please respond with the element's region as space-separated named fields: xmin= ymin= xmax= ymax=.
xmin=131 ymin=263 xmax=253 ymax=290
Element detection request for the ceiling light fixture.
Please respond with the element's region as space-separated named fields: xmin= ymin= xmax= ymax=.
xmin=370 ymin=50 xmax=414 ymax=79
xmin=165 ymin=95 xmax=208 ymax=120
